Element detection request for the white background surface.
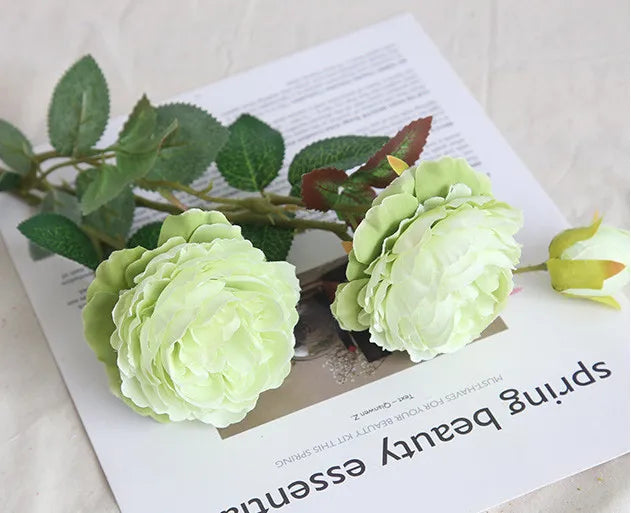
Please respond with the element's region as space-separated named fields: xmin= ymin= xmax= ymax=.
xmin=0 ymin=1 xmax=628 ymax=512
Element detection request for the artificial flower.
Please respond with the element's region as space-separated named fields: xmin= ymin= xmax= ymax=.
xmin=331 ymin=157 xmax=522 ymax=362
xmin=83 ymin=209 xmax=300 ymax=426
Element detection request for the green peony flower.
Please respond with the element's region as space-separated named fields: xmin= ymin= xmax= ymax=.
xmin=546 ymin=216 xmax=629 ymax=309
xmin=82 ymin=209 xmax=300 ymax=427
xmin=331 ymin=157 xmax=523 ymax=363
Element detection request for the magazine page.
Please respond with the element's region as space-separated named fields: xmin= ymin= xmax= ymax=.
xmin=0 ymin=14 xmax=628 ymax=513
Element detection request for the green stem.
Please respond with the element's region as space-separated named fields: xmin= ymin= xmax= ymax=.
xmin=33 ymin=150 xmax=58 ymax=163
xmin=9 ymin=190 xmax=42 ymax=206
xmin=38 ymin=152 xmax=116 ymax=180
xmin=265 ymin=193 xmax=304 ymax=206
xmin=514 ymin=262 xmax=548 ymax=274
xmin=81 ymin=224 xmax=125 ymax=250
xmin=139 ymin=179 xmax=242 ymax=206
xmin=225 ymin=211 xmax=352 ymax=241
xmin=134 ymin=194 xmax=182 ymax=214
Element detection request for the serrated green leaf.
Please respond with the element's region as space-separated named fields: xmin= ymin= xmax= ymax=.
xmin=116 ymin=106 xmax=178 ymax=184
xmin=126 ymin=221 xmax=163 ymax=250
xmin=240 ymin=223 xmax=294 ymax=261
xmin=115 ymin=95 xmax=166 ymax=181
xmin=0 ymin=171 xmax=22 ymax=191
xmin=288 ymin=136 xmax=388 ymax=195
xmin=48 ymin=55 xmax=109 ymax=156
xmin=80 ymin=164 xmax=133 ymax=215
xmin=146 ymin=103 xmax=229 ymax=184
xmin=29 ymin=189 xmax=82 ymax=261
xmin=216 ymin=114 xmax=284 ymax=191
xmin=19 ymin=212 xmax=100 ymax=269
xmin=117 ymin=95 xmax=157 ymax=154
xmin=0 ymin=120 xmax=33 ymax=175
xmin=76 ymin=169 xmax=134 ymax=243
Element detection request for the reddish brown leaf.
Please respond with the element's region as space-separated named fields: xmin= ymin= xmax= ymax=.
xmin=348 ymin=116 xmax=433 ymax=188
xmin=301 ymin=167 xmax=375 ymax=227
xmin=301 ymin=167 xmax=348 ymax=211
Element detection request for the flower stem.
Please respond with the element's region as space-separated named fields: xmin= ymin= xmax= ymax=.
xmin=225 ymin=211 xmax=352 ymax=241
xmin=514 ymin=262 xmax=548 ymax=274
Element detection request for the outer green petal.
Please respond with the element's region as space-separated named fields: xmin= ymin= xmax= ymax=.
xmin=414 ymin=157 xmax=492 ymax=203
xmin=547 ymin=258 xmax=625 ymax=291
xmin=104 ymin=365 xmax=170 ymax=422
xmin=86 ymin=246 xmax=146 ymax=301
xmin=353 ymin=193 xmax=418 ymax=264
xmin=372 ymin=168 xmax=416 ymax=206
xmin=331 ymin=279 xmax=370 ymax=332
xmin=158 ymin=208 xmax=230 ymax=244
xmin=346 ymin=249 xmax=368 ymax=281
xmin=83 ymin=246 xmax=146 ymax=375
xmin=549 ymin=216 xmax=601 ymax=259
xmin=189 ymin=223 xmax=242 ymax=243
xmin=124 ymin=236 xmax=184 ymax=284
xmin=83 ymin=291 xmax=119 ymax=366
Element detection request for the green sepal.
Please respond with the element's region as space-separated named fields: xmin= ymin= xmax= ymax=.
xmin=549 ymin=216 xmax=602 ymax=259
xmin=547 ymin=258 xmax=625 ymax=291
xmin=561 ymin=292 xmax=621 ymax=310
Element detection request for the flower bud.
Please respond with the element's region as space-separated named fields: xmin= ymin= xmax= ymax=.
xmin=546 ymin=216 xmax=629 ymax=308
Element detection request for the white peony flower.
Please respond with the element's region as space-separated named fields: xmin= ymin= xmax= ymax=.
xmin=83 ymin=209 xmax=300 ymax=427
xmin=331 ymin=157 xmax=523 ymax=362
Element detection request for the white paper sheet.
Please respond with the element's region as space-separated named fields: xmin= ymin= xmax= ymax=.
xmin=1 ymin=14 xmax=628 ymax=513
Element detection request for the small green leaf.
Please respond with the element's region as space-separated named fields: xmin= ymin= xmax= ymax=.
xmin=19 ymin=213 xmax=100 ymax=269
xmin=117 ymin=95 xmax=158 ymax=154
xmin=0 ymin=120 xmax=33 ymax=175
xmin=48 ymin=55 xmax=109 ymax=156
xmin=116 ymin=117 xmax=179 ymax=183
xmin=240 ymin=224 xmax=294 ymax=261
xmin=288 ymin=136 xmax=388 ymax=195
xmin=216 ymin=114 xmax=285 ymax=191
xmin=126 ymin=222 xmax=163 ymax=250
xmin=80 ymin=164 xmax=133 ymax=215
xmin=76 ymin=170 xmax=134 ymax=243
xmin=115 ymin=95 xmax=176 ymax=182
xmin=0 ymin=171 xmax=22 ymax=191
xmin=146 ymin=103 xmax=229 ymax=184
